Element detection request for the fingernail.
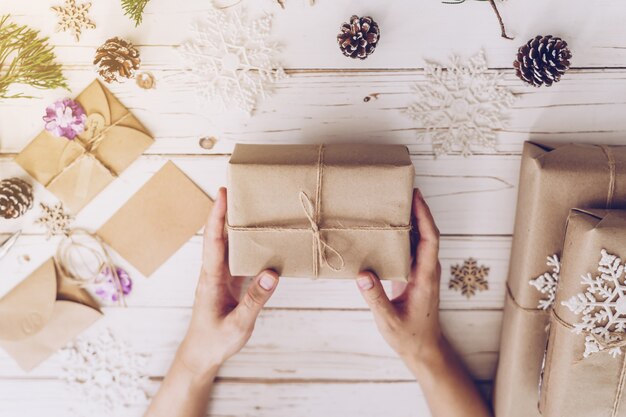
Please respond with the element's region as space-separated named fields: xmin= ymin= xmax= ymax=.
xmin=357 ymin=275 xmax=374 ymax=290
xmin=259 ymin=273 xmax=276 ymax=291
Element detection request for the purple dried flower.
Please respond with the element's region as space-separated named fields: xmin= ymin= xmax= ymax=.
xmin=94 ymin=266 xmax=132 ymax=302
xmin=43 ymin=98 xmax=87 ymax=140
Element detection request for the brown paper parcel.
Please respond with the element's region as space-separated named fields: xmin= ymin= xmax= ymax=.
xmin=98 ymin=161 xmax=213 ymax=277
xmin=540 ymin=209 xmax=626 ymax=417
xmin=493 ymin=142 xmax=626 ymax=417
xmin=227 ymin=144 xmax=414 ymax=280
xmin=15 ymin=79 xmax=153 ymax=213
xmin=0 ymin=258 xmax=102 ymax=371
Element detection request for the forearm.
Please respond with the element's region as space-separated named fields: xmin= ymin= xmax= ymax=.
xmin=404 ymin=336 xmax=492 ymax=417
xmin=143 ymin=346 xmax=220 ymax=417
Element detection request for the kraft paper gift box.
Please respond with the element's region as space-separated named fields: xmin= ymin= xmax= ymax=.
xmin=227 ymin=144 xmax=415 ymax=280
xmin=15 ymin=79 xmax=154 ymax=213
xmin=540 ymin=209 xmax=626 ymax=417
xmin=98 ymin=161 xmax=213 ymax=277
xmin=0 ymin=258 xmax=102 ymax=371
xmin=493 ymin=142 xmax=626 ymax=417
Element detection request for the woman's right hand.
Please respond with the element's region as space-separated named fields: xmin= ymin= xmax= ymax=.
xmin=355 ymin=189 xmax=444 ymax=368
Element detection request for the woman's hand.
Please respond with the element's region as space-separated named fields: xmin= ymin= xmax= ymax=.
xmin=178 ymin=187 xmax=280 ymax=376
xmin=356 ymin=189 xmax=442 ymax=366
xmin=356 ymin=189 xmax=492 ymax=417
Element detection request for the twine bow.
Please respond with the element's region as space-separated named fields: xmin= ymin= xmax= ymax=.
xmin=49 ymin=113 xmax=132 ymax=200
xmin=299 ymin=190 xmax=345 ymax=275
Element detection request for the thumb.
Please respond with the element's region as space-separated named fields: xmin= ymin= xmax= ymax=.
xmin=356 ymin=271 xmax=395 ymax=320
xmin=234 ymin=270 xmax=279 ymax=325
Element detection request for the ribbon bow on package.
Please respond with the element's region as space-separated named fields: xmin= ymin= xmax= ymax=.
xmin=227 ymin=144 xmax=415 ymax=281
xmin=0 ymin=258 xmax=102 ymax=371
xmin=15 ymin=80 xmax=154 ymax=213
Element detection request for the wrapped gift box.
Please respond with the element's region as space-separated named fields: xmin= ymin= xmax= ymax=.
xmin=493 ymin=142 xmax=626 ymax=417
xmin=540 ymin=209 xmax=626 ymax=417
xmin=15 ymin=80 xmax=153 ymax=213
xmin=227 ymin=144 xmax=414 ymax=280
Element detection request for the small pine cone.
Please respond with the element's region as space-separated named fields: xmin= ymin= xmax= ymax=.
xmin=0 ymin=178 xmax=34 ymax=219
xmin=94 ymin=37 xmax=141 ymax=83
xmin=514 ymin=35 xmax=572 ymax=87
xmin=337 ymin=15 xmax=380 ymax=60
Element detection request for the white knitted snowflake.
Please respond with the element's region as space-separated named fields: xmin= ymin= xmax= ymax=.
xmin=180 ymin=6 xmax=287 ymax=115
xmin=59 ymin=328 xmax=152 ymax=416
xmin=404 ymin=50 xmax=515 ymax=157
xmin=562 ymin=249 xmax=626 ymax=358
xmin=529 ymin=254 xmax=560 ymax=310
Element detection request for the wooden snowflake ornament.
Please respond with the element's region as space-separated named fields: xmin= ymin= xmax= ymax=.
xmin=35 ymin=202 xmax=73 ymax=239
xmin=51 ymin=0 xmax=96 ymax=42
xmin=562 ymin=249 xmax=626 ymax=358
xmin=449 ymin=258 xmax=490 ymax=299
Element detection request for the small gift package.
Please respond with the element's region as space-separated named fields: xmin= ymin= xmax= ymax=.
xmin=227 ymin=144 xmax=415 ymax=280
xmin=493 ymin=142 xmax=626 ymax=417
xmin=540 ymin=209 xmax=626 ymax=417
xmin=98 ymin=161 xmax=213 ymax=277
xmin=15 ymin=80 xmax=153 ymax=213
xmin=0 ymin=258 xmax=102 ymax=371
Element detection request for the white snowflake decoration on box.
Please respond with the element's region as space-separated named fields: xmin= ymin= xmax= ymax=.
xmin=562 ymin=249 xmax=626 ymax=358
xmin=529 ymin=254 xmax=560 ymax=310
xmin=404 ymin=50 xmax=515 ymax=157
xmin=59 ymin=328 xmax=152 ymax=415
xmin=179 ymin=6 xmax=287 ymax=115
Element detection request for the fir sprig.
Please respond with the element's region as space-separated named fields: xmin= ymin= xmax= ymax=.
xmin=443 ymin=0 xmax=512 ymax=40
xmin=121 ymin=0 xmax=150 ymax=27
xmin=0 ymin=15 xmax=68 ymax=99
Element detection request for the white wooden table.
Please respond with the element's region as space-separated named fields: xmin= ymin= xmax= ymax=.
xmin=1 ymin=1 xmax=626 ymax=416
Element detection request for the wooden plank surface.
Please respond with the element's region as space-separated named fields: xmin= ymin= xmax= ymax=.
xmin=1 ymin=0 xmax=624 ymax=415
xmin=0 ymin=309 xmax=501 ymax=381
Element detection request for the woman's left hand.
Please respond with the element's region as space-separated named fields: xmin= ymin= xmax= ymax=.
xmin=178 ymin=187 xmax=280 ymax=376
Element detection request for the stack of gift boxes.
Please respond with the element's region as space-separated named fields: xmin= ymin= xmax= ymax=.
xmin=493 ymin=142 xmax=626 ymax=417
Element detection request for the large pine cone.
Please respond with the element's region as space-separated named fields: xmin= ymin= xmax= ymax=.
xmin=0 ymin=178 xmax=33 ymax=219
xmin=94 ymin=37 xmax=141 ymax=83
xmin=514 ymin=35 xmax=572 ymax=87
xmin=337 ymin=15 xmax=380 ymax=60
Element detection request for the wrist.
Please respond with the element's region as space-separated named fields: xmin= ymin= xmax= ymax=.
xmin=401 ymin=334 xmax=447 ymax=381
xmin=177 ymin=338 xmax=224 ymax=379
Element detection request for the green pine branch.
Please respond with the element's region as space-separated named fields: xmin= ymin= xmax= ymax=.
xmin=121 ymin=0 xmax=150 ymax=27
xmin=0 ymin=15 xmax=68 ymax=99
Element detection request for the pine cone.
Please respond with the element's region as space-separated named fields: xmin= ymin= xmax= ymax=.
xmin=0 ymin=178 xmax=34 ymax=219
xmin=94 ymin=37 xmax=141 ymax=83
xmin=337 ymin=15 xmax=380 ymax=60
xmin=514 ymin=35 xmax=572 ymax=87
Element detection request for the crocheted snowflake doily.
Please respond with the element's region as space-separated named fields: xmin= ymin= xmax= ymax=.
xmin=404 ymin=50 xmax=515 ymax=157
xmin=180 ymin=6 xmax=287 ymax=115
xmin=529 ymin=254 xmax=560 ymax=310
xmin=562 ymin=249 xmax=626 ymax=358
xmin=59 ymin=328 xmax=152 ymax=415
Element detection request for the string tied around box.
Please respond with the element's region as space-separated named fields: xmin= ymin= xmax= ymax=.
xmin=56 ymin=228 xmax=130 ymax=306
xmin=551 ymin=309 xmax=626 ymax=417
xmin=226 ymin=144 xmax=412 ymax=277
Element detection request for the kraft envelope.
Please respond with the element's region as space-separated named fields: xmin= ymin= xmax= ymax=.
xmin=15 ymin=79 xmax=154 ymax=213
xmin=97 ymin=161 xmax=213 ymax=277
xmin=0 ymin=258 xmax=102 ymax=371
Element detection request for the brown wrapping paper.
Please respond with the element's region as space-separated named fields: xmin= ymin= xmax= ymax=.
xmin=227 ymin=144 xmax=414 ymax=280
xmin=540 ymin=209 xmax=626 ymax=417
xmin=98 ymin=161 xmax=213 ymax=277
xmin=493 ymin=142 xmax=626 ymax=417
xmin=0 ymin=258 xmax=102 ymax=371
xmin=15 ymin=79 xmax=153 ymax=213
